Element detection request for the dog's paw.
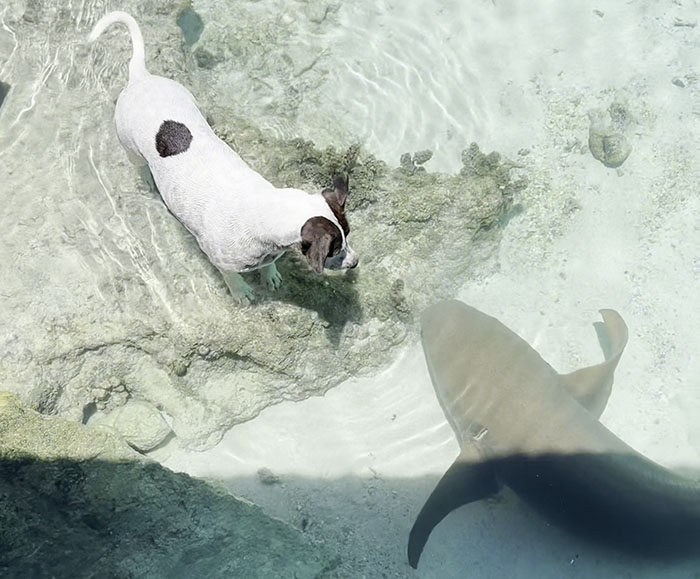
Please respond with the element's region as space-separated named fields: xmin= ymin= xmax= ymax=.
xmin=260 ymin=263 xmax=282 ymax=291
xmin=221 ymin=271 xmax=255 ymax=305
xmin=230 ymin=284 xmax=255 ymax=305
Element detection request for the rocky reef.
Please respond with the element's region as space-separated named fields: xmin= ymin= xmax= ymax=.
xmin=0 ymin=392 xmax=338 ymax=578
xmin=0 ymin=0 xmax=525 ymax=452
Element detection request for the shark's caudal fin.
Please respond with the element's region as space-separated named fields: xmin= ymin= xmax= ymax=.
xmin=408 ymin=440 xmax=498 ymax=569
xmin=560 ymin=309 xmax=628 ymax=419
xmin=88 ymin=11 xmax=148 ymax=81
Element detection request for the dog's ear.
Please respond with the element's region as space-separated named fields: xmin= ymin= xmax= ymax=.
xmin=305 ymin=235 xmax=332 ymax=275
xmin=300 ymin=217 xmax=341 ymax=274
xmin=322 ymin=174 xmax=349 ymax=209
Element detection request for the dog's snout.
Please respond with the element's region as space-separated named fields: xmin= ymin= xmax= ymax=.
xmin=342 ymin=246 xmax=359 ymax=270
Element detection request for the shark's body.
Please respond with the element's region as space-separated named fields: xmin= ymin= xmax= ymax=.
xmin=409 ymin=300 xmax=700 ymax=568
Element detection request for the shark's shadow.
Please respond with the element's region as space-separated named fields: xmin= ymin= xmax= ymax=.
xmin=412 ymin=450 xmax=700 ymax=562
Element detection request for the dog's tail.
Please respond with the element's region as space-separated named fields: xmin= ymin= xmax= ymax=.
xmin=88 ymin=11 xmax=148 ymax=80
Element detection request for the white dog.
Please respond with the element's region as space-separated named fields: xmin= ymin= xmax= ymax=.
xmin=89 ymin=11 xmax=358 ymax=303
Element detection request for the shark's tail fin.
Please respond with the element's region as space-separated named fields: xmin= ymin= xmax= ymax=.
xmin=88 ymin=11 xmax=148 ymax=81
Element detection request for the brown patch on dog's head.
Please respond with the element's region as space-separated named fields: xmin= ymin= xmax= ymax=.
xmin=300 ymin=216 xmax=343 ymax=274
xmin=321 ymin=175 xmax=350 ymax=237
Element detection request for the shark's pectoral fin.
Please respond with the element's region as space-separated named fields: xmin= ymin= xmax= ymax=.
xmin=408 ymin=440 xmax=498 ymax=569
xmin=560 ymin=309 xmax=629 ymax=419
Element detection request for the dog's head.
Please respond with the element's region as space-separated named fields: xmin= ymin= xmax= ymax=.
xmin=300 ymin=175 xmax=358 ymax=274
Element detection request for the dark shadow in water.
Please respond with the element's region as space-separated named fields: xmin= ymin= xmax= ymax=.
xmin=272 ymin=254 xmax=364 ymax=346
xmin=1 ymin=452 xmax=700 ymax=579
xmin=221 ymin=453 xmax=700 ymax=578
xmin=81 ymin=401 xmax=97 ymax=424
xmin=0 ymin=81 xmax=10 ymax=110
xmin=0 ymin=457 xmax=337 ymax=579
xmin=408 ymin=451 xmax=700 ymax=569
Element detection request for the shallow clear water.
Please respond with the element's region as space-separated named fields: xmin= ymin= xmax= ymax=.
xmin=2 ymin=0 xmax=700 ymax=577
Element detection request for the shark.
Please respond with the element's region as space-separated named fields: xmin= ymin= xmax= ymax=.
xmin=408 ymin=300 xmax=700 ymax=568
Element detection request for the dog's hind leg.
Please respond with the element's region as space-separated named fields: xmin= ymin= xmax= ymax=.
xmin=259 ymin=262 xmax=282 ymax=291
xmin=220 ymin=269 xmax=255 ymax=305
xmin=138 ymin=165 xmax=157 ymax=193
xmin=123 ymin=149 xmax=157 ymax=193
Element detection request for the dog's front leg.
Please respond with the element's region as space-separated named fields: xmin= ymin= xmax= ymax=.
xmin=220 ymin=270 xmax=255 ymax=304
xmin=259 ymin=262 xmax=282 ymax=291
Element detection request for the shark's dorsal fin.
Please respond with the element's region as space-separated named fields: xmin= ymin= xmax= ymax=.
xmin=408 ymin=439 xmax=498 ymax=569
xmin=560 ymin=309 xmax=628 ymax=419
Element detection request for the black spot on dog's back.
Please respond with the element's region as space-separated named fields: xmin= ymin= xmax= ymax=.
xmin=155 ymin=120 xmax=193 ymax=158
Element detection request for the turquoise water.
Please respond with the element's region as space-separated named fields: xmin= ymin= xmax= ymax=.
xmin=1 ymin=0 xmax=700 ymax=577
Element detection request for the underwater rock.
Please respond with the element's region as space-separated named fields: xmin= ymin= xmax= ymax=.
xmin=257 ymin=466 xmax=282 ymax=485
xmin=177 ymin=4 xmax=204 ymax=47
xmin=0 ymin=392 xmax=338 ymax=578
xmin=304 ymin=2 xmax=340 ymax=25
xmin=588 ymin=102 xmax=634 ymax=168
xmin=193 ymin=46 xmax=223 ymax=69
xmin=90 ymin=398 xmax=172 ymax=452
xmin=0 ymin=1 xmax=524 ymax=450
xmin=399 ymin=149 xmax=434 ymax=174
xmin=671 ymin=76 xmax=686 ymax=88
xmin=413 ymin=149 xmax=433 ymax=166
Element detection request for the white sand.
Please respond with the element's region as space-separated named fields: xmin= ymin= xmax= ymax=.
xmin=163 ymin=1 xmax=700 ymax=577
